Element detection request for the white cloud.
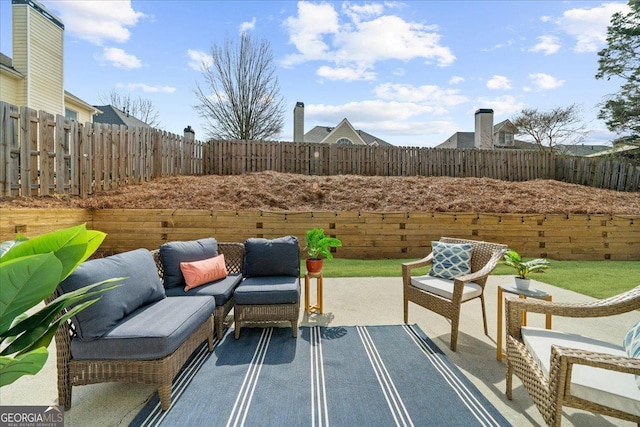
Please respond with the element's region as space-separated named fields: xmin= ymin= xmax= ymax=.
xmin=342 ymin=2 xmax=385 ymax=23
xmin=529 ymin=35 xmax=561 ymax=55
xmin=187 ymin=49 xmax=213 ymax=71
xmin=449 ymin=76 xmax=465 ymax=85
xmin=374 ymin=83 xmax=468 ymax=109
xmin=282 ymin=2 xmax=339 ymax=65
xmin=486 ymin=75 xmax=513 ymax=90
xmin=558 ymin=3 xmax=630 ymax=53
xmin=528 ymin=73 xmax=565 ymax=90
xmin=239 ymin=17 xmax=257 ymax=33
xmin=282 ymin=1 xmax=455 ymax=80
xmin=116 ymin=83 xmax=176 ymax=93
xmin=474 ymin=95 xmax=526 ymax=117
xmin=43 ymin=0 xmax=145 ymax=45
xmin=317 ymin=65 xmax=376 ymax=81
xmin=98 ymin=47 xmax=141 ymax=69
xmin=540 ymin=16 xmax=551 ymax=23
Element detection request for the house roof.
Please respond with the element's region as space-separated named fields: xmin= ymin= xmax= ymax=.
xmin=65 ymin=91 xmax=99 ymax=115
xmin=0 ymin=52 xmax=23 ymax=78
xmin=93 ymin=105 xmax=152 ymax=128
xmin=303 ymin=118 xmax=392 ymax=146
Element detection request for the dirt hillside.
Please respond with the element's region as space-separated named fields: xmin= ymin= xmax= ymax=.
xmin=2 ymin=171 xmax=639 ymax=215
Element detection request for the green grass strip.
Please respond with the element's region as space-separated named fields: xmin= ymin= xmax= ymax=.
xmin=302 ymin=259 xmax=640 ymax=299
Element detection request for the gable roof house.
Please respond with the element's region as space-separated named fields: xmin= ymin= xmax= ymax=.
xmin=92 ymin=105 xmax=153 ymax=128
xmin=0 ymin=0 xmax=98 ymax=123
xmin=293 ymin=102 xmax=392 ymax=146
xmin=437 ymin=109 xmax=525 ymax=150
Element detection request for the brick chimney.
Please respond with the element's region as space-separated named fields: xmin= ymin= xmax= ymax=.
xmin=293 ymin=101 xmax=304 ymax=143
xmin=474 ymin=108 xmax=494 ymax=149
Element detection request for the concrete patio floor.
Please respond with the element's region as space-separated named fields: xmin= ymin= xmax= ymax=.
xmin=1 ymin=276 xmax=637 ymax=427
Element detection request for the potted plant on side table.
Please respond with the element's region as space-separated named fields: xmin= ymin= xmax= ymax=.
xmin=502 ymin=249 xmax=550 ymax=290
xmin=304 ymin=228 xmax=342 ymax=274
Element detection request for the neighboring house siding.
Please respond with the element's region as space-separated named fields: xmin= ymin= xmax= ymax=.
xmin=65 ymin=98 xmax=94 ymax=123
xmin=0 ymin=73 xmax=21 ymax=104
xmin=325 ymin=125 xmax=365 ymax=145
xmin=12 ymin=6 xmax=28 ymax=108
xmin=27 ymin=6 xmax=64 ymax=115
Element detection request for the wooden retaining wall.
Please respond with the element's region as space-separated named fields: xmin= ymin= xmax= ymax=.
xmin=1 ymin=209 xmax=638 ymax=261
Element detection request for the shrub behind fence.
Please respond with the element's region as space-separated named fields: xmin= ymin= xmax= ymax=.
xmin=1 ymin=102 xmax=638 ymax=197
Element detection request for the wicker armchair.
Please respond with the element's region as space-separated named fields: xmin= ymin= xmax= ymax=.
xmin=151 ymin=242 xmax=245 ymax=339
xmin=402 ymin=237 xmax=506 ymax=351
xmin=505 ymin=285 xmax=640 ymax=426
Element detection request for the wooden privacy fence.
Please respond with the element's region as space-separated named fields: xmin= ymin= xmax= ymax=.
xmin=1 ymin=209 xmax=638 ymax=261
xmin=0 ymin=102 xmax=205 ymax=197
xmin=1 ymin=102 xmax=639 ymax=197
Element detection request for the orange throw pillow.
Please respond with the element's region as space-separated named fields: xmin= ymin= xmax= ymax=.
xmin=180 ymin=254 xmax=227 ymax=291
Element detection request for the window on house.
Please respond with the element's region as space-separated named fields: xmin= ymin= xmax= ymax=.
xmin=65 ymin=108 xmax=78 ymax=121
xmin=498 ymin=131 xmax=514 ymax=146
xmin=336 ymin=138 xmax=353 ymax=145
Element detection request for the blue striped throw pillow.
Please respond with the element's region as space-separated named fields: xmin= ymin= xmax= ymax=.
xmin=428 ymin=241 xmax=473 ymax=280
xmin=623 ymin=320 xmax=640 ymax=389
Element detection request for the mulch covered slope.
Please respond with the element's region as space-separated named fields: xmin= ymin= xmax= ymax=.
xmin=1 ymin=171 xmax=639 ymax=215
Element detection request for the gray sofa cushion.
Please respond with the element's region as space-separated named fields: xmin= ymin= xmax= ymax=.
xmin=243 ymin=236 xmax=300 ymax=278
xmin=70 ymin=296 xmax=215 ymax=360
xmin=234 ymin=276 xmax=300 ymax=305
xmin=159 ymin=238 xmax=219 ymax=289
xmin=59 ymin=249 xmax=166 ymax=340
xmin=164 ymin=274 xmax=243 ymax=306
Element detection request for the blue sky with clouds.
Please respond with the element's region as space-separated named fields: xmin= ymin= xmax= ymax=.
xmin=0 ymin=1 xmax=630 ymax=147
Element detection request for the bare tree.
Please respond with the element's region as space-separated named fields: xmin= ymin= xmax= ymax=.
xmin=194 ymin=33 xmax=286 ymax=141
xmin=511 ymin=104 xmax=590 ymax=154
xmin=99 ymin=90 xmax=161 ymax=128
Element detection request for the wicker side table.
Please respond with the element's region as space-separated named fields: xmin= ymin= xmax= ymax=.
xmin=496 ymin=284 xmax=552 ymax=361
xmin=304 ymin=271 xmax=323 ymax=314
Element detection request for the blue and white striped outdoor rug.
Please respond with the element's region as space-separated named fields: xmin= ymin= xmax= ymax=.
xmin=130 ymin=325 xmax=511 ymax=427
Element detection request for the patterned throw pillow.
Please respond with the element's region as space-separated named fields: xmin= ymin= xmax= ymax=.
xmin=428 ymin=241 xmax=473 ymax=280
xmin=623 ymin=320 xmax=640 ymax=388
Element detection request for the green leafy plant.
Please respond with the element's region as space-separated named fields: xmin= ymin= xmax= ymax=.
xmin=0 ymin=224 xmax=119 ymax=387
xmin=304 ymin=228 xmax=342 ymax=260
xmin=502 ymin=249 xmax=550 ymax=279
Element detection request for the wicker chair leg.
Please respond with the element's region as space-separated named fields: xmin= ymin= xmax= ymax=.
xmin=291 ymin=320 xmax=298 ymax=337
xmin=450 ymin=318 xmax=459 ymax=351
xmin=505 ymin=360 xmax=513 ymax=400
xmin=403 ymin=298 xmax=409 ymax=323
xmin=215 ymin=317 xmax=224 ymax=340
xmin=234 ymin=321 xmax=241 ymax=339
xmin=480 ymin=294 xmax=488 ymax=335
xmin=58 ymin=375 xmax=71 ymax=410
xmin=158 ymin=384 xmax=172 ymax=411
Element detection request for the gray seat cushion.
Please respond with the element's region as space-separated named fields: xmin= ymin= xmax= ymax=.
xmin=243 ymin=236 xmax=300 ymax=278
xmin=234 ymin=276 xmax=300 ymax=305
xmin=159 ymin=238 xmax=219 ymax=289
xmin=164 ymin=274 xmax=243 ymax=306
xmin=70 ymin=296 xmax=216 ymax=360
xmin=59 ymin=249 xmax=166 ymax=340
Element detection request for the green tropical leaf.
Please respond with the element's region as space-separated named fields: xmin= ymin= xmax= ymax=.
xmin=1 ymin=279 xmax=120 ymax=355
xmin=0 ymin=347 xmax=48 ymax=387
xmin=0 ymin=254 xmax=62 ymax=335
xmin=0 ymin=224 xmax=105 ymax=281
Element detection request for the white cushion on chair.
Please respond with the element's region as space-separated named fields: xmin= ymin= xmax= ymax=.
xmin=410 ymin=275 xmax=482 ymax=302
xmin=522 ymin=326 xmax=640 ymax=416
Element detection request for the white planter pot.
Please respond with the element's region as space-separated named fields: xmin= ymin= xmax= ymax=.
xmin=514 ymin=277 xmax=531 ymax=291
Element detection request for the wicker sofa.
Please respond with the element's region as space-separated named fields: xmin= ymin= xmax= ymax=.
xmin=49 ymin=248 xmax=216 ymax=411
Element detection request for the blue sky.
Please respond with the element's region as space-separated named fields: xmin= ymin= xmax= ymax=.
xmin=0 ymin=0 xmax=630 ymax=147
